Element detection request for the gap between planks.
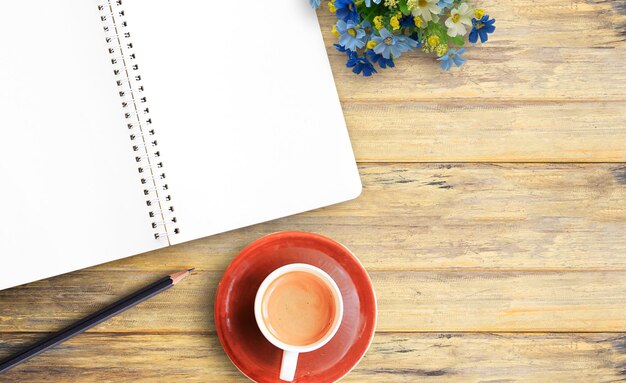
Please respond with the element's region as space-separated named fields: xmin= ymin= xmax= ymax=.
xmin=342 ymin=99 xmax=626 ymax=104
xmin=356 ymin=162 xmax=626 ymax=164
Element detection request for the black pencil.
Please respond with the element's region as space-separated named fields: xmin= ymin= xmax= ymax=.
xmin=0 ymin=268 xmax=194 ymax=374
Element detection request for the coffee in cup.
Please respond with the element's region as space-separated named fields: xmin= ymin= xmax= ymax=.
xmin=255 ymin=264 xmax=343 ymax=381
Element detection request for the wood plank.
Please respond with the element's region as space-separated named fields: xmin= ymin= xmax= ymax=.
xmin=318 ymin=0 xmax=626 ymax=101
xmin=58 ymin=163 xmax=626 ymax=271
xmin=1 ymin=333 xmax=624 ymax=382
xmin=344 ymin=102 xmax=626 ymax=162
xmin=1 ymin=270 xmax=625 ymax=333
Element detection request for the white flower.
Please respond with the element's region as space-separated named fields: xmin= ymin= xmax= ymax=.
xmin=409 ymin=0 xmax=441 ymax=23
xmin=445 ymin=3 xmax=473 ymax=37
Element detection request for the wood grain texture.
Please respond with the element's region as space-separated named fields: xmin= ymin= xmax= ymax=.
xmin=1 ymin=333 xmax=624 ymax=382
xmin=345 ymin=102 xmax=626 ymax=162
xmin=41 ymin=163 xmax=626 ymax=272
xmin=1 ymin=269 xmax=625 ymax=333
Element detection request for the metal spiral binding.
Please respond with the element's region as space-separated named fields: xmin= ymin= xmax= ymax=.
xmin=97 ymin=0 xmax=179 ymax=241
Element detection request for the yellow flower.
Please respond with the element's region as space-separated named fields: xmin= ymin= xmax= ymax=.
xmin=427 ymin=35 xmax=440 ymax=47
xmin=373 ymin=15 xmax=384 ymax=30
xmin=328 ymin=1 xmax=336 ymax=13
xmin=436 ymin=44 xmax=448 ymax=57
xmin=385 ymin=0 xmax=398 ymax=8
xmin=414 ymin=16 xmax=423 ymax=28
xmin=366 ymin=40 xmax=378 ymax=50
xmin=332 ymin=24 xmax=340 ymax=37
xmin=390 ymin=15 xmax=401 ymax=31
xmin=474 ymin=8 xmax=485 ymax=19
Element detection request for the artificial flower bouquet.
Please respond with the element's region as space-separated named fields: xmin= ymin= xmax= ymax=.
xmin=309 ymin=0 xmax=496 ymax=76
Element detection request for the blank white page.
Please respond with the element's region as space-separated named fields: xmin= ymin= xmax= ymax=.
xmin=0 ymin=1 xmax=165 ymax=290
xmin=122 ymin=0 xmax=362 ymax=244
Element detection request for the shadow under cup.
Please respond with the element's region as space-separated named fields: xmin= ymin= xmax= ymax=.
xmin=261 ymin=270 xmax=339 ymax=347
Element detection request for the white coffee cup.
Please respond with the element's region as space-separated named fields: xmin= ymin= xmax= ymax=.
xmin=254 ymin=263 xmax=344 ymax=381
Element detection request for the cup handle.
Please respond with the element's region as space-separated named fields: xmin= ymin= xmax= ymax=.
xmin=280 ymin=350 xmax=299 ymax=381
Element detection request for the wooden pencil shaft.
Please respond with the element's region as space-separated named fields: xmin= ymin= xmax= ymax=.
xmin=0 ymin=276 xmax=173 ymax=374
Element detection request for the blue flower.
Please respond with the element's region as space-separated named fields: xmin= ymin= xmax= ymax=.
xmin=309 ymin=0 xmax=321 ymax=8
xmin=346 ymin=52 xmax=377 ymax=76
xmin=366 ymin=50 xmax=395 ymax=69
xmin=334 ymin=43 xmax=350 ymax=54
xmin=345 ymin=51 xmax=359 ymax=65
xmin=336 ymin=20 xmax=366 ymax=51
xmin=397 ymin=35 xmax=420 ymax=50
xmin=399 ymin=16 xmax=415 ymax=29
xmin=371 ymin=28 xmax=413 ymax=59
xmin=437 ymin=0 xmax=454 ymax=10
xmin=469 ymin=15 xmax=496 ymax=43
xmin=364 ymin=0 xmax=383 ymax=6
xmin=437 ymin=48 xmax=466 ymax=70
xmin=335 ymin=0 xmax=359 ymax=22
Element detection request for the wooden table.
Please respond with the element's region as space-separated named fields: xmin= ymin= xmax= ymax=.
xmin=2 ymin=1 xmax=626 ymax=381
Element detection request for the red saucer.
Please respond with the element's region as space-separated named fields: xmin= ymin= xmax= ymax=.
xmin=215 ymin=231 xmax=377 ymax=383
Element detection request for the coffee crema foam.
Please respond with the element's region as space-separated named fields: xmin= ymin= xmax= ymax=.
xmin=261 ymin=271 xmax=336 ymax=347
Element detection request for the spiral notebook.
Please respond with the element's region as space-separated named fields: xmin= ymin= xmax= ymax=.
xmin=0 ymin=1 xmax=361 ymax=290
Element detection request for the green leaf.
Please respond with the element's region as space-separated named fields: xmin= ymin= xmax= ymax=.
xmin=398 ymin=0 xmax=410 ymax=16
xmin=449 ymin=35 xmax=465 ymax=46
xmin=427 ymin=21 xmax=448 ymax=44
xmin=358 ymin=2 xmax=386 ymax=24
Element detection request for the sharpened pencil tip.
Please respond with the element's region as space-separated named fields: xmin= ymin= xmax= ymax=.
xmin=170 ymin=269 xmax=194 ymax=285
xmin=188 ymin=268 xmax=195 ymax=273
